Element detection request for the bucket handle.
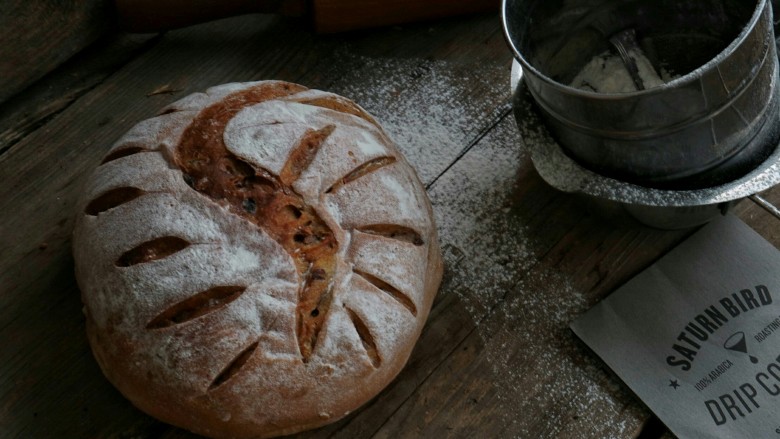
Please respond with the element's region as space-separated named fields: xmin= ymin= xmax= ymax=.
xmin=749 ymin=194 xmax=780 ymax=220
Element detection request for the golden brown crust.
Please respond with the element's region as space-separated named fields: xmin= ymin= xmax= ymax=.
xmin=174 ymin=83 xmax=338 ymax=363
xmin=74 ymin=81 xmax=443 ymax=438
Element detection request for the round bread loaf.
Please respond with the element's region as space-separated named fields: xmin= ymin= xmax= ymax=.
xmin=73 ymin=81 xmax=443 ymax=438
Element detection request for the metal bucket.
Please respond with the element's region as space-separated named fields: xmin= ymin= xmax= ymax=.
xmin=510 ymin=59 xmax=780 ymax=229
xmin=502 ymin=0 xmax=780 ymax=189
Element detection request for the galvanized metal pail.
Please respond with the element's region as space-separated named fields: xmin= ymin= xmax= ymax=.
xmin=502 ymin=0 xmax=780 ymax=189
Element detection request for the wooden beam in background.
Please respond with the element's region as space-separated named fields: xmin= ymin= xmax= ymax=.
xmin=0 ymin=0 xmax=114 ymax=104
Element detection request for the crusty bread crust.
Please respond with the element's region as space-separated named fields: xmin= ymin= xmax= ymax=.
xmin=73 ymin=81 xmax=443 ymax=438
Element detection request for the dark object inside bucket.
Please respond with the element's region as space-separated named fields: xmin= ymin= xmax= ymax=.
xmin=504 ymin=0 xmax=779 ymax=190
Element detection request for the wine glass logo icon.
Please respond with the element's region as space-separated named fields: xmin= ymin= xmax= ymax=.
xmin=723 ymin=331 xmax=759 ymax=364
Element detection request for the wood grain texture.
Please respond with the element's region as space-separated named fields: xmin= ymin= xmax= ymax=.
xmin=0 ymin=33 xmax=159 ymax=156
xmin=0 ymin=10 xmax=777 ymax=439
xmin=735 ymin=188 xmax=780 ymax=245
xmin=0 ymin=0 xmax=114 ymax=104
xmin=340 ymin=118 xmax=692 ymax=438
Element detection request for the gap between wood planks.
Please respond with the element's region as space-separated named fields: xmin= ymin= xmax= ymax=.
xmin=357 ymin=234 xmax=639 ymax=438
xmin=0 ymin=32 xmax=161 ymax=157
xmin=425 ymin=102 xmax=513 ymax=191
xmin=0 ymin=0 xmax=113 ymax=103
xmin=634 ymin=415 xmax=671 ymax=439
xmin=341 ymin=156 xmax=685 ymax=436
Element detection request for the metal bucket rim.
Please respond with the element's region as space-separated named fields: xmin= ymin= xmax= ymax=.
xmin=501 ymin=0 xmax=770 ymax=99
xmin=510 ymin=60 xmax=780 ymax=207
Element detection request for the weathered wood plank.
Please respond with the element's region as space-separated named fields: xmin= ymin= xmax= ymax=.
xmin=0 ymin=0 xmax=113 ymax=104
xmin=361 ymin=132 xmax=778 ymax=438
xmin=0 ymin=33 xmax=160 ymax=156
xmin=635 ymin=416 xmax=674 ymax=439
xmin=355 ymin=117 xmax=694 ymax=438
xmin=293 ymin=119 xmax=694 ymax=438
xmin=303 ymin=14 xmax=511 ymax=185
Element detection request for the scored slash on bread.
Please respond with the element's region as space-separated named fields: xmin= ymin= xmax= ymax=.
xmin=174 ymin=84 xmax=343 ymax=366
xmin=73 ymin=81 xmax=442 ymax=438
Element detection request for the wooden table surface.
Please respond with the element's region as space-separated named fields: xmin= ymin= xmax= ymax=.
xmin=1 ymin=12 xmax=778 ymax=439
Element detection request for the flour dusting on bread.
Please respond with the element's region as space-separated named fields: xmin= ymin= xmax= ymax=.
xmin=74 ymin=81 xmax=442 ymax=439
